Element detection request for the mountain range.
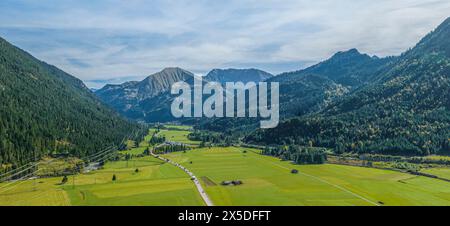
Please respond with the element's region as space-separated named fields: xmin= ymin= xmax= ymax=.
xmin=94 ymin=17 xmax=450 ymax=156
xmin=95 ymin=68 xmax=272 ymax=122
xmin=245 ymin=17 xmax=450 ymax=155
xmin=1 ymin=16 xmax=449 ymax=163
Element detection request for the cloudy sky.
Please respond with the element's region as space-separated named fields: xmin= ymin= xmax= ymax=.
xmin=1 ymin=0 xmax=450 ymax=88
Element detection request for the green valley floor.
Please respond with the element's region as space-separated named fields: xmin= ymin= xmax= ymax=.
xmin=1 ymin=129 xmax=450 ymax=206
xmin=163 ymin=147 xmax=450 ymax=206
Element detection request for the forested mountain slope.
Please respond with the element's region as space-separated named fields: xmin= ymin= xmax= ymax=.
xmin=0 ymin=37 xmax=142 ymax=168
xmin=198 ymin=48 xmax=395 ymax=132
xmin=246 ymin=18 xmax=450 ymax=156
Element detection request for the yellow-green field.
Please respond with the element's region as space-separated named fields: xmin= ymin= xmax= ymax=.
xmin=163 ymin=147 xmax=450 ymax=206
xmin=0 ymin=156 xmax=203 ymax=206
xmin=163 ymin=125 xmax=192 ymax=131
xmin=65 ymin=156 xmax=203 ymax=206
xmin=0 ymin=177 xmax=71 ymax=206
xmin=423 ymin=155 xmax=450 ymax=161
xmin=0 ymin=129 xmax=203 ymax=206
xmin=158 ymin=129 xmax=200 ymax=145
xmin=1 ymin=128 xmax=450 ymax=206
xmin=422 ymin=167 xmax=450 ymax=181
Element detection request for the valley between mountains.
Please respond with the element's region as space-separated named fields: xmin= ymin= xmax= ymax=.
xmin=1 ymin=18 xmax=450 ymax=206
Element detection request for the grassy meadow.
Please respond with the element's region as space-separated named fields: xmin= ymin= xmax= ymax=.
xmin=0 ymin=129 xmax=203 ymax=206
xmin=1 ymin=126 xmax=450 ymax=206
xmin=0 ymin=156 xmax=203 ymax=206
xmin=64 ymin=156 xmax=203 ymax=206
xmin=422 ymin=167 xmax=450 ymax=181
xmin=163 ymin=125 xmax=193 ymax=131
xmin=163 ymin=147 xmax=450 ymax=206
xmin=158 ymin=129 xmax=200 ymax=145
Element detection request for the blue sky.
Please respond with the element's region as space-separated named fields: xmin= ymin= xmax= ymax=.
xmin=1 ymin=0 xmax=450 ymax=88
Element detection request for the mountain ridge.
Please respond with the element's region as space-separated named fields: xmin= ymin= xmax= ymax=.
xmin=245 ymin=17 xmax=450 ymax=156
xmin=95 ymin=67 xmax=274 ymax=122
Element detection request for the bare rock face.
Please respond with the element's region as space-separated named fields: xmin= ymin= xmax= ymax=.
xmin=95 ymin=67 xmax=195 ymax=120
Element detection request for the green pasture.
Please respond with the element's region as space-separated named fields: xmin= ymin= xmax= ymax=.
xmin=0 ymin=156 xmax=203 ymax=206
xmin=2 ymin=130 xmax=450 ymax=206
xmin=163 ymin=147 xmax=450 ymax=206
xmin=163 ymin=125 xmax=192 ymax=131
xmin=422 ymin=167 xmax=450 ymax=180
xmin=158 ymin=129 xmax=200 ymax=145
xmin=64 ymin=156 xmax=203 ymax=206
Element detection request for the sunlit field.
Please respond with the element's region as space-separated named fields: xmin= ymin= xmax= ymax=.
xmin=2 ymin=129 xmax=449 ymax=206
xmin=164 ymin=147 xmax=450 ymax=206
xmin=158 ymin=129 xmax=200 ymax=145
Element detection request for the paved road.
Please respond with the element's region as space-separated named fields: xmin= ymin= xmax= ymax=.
xmin=150 ymin=148 xmax=214 ymax=206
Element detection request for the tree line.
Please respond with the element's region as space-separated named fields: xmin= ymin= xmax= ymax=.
xmin=263 ymin=145 xmax=327 ymax=164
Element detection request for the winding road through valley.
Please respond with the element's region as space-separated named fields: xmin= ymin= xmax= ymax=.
xmin=150 ymin=147 xmax=214 ymax=206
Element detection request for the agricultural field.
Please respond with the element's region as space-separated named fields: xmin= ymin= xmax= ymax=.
xmin=422 ymin=167 xmax=450 ymax=181
xmin=0 ymin=147 xmax=203 ymax=206
xmin=0 ymin=156 xmax=204 ymax=206
xmin=2 ymin=128 xmax=450 ymax=206
xmin=64 ymin=156 xmax=203 ymax=206
xmin=163 ymin=125 xmax=193 ymax=131
xmin=163 ymin=147 xmax=450 ymax=206
xmin=158 ymin=129 xmax=200 ymax=145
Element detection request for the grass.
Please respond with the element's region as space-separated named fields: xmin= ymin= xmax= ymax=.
xmin=2 ymin=129 xmax=450 ymax=206
xmin=0 ymin=177 xmax=70 ymax=206
xmin=60 ymin=130 xmax=204 ymax=206
xmin=64 ymin=156 xmax=203 ymax=206
xmin=163 ymin=147 xmax=450 ymax=206
xmin=0 ymin=151 xmax=203 ymax=206
xmin=422 ymin=167 xmax=450 ymax=180
xmin=423 ymin=155 xmax=450 ymax=161
xmin=158 ymin=129 xmax=200 ymax=145
xmin=0 ymin=156 xmax=204 ymax=206
xmin=163 ymin=125 xmax=192 ymax=131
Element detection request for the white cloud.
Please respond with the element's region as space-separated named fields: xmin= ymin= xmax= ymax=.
xmin=0 ymin=0 xmax=449 ymax=87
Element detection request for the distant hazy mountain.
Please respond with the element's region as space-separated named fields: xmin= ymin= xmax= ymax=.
xmin=95 ymin=68 xmax=194 ymax=121
xmin=96 ymin=67 xmax=193 ymax=101
xmin=205 ymin=68 xmax=273 ymax=83
xmin=0 ymin=37 xmax=142 ymax=167
xmin=246 ymin=17 xmax=450 ymax=156
xmin=96 ymin=67 xmax=273 ymax=122
xmin=199 ymin=49 xmax=395 ymax=132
